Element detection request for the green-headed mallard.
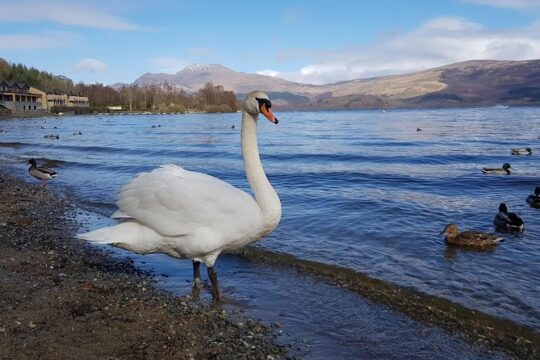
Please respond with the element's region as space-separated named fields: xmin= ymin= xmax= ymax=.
xmin=493 ymin=203 xmax=525 ymax=233
xmin=511 ymin=147 xmax=532 ymax=155
xmin=482 ymin=163 xmax=511 ymax=175
xmin=28 ymin=159 xmax=58 ymax=190
xmin=440 ymin=224 xmax=503 ymax=248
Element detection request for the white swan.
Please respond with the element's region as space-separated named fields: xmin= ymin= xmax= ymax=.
xmin=78 ymin=91 xmax=281 ymax=301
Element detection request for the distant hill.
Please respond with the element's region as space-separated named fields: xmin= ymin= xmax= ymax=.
xmin=133 ymin=60 xmax=540 ymax=109
xmin=134 ymin=64 xmax=315 ymax=95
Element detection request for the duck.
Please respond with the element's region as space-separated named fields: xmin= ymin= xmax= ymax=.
xmin=73 ymin=131 xmax=82 ymax=136
xmin=511 ymin=147 xmax=532 ymax=155
xmin=416 ymin=128 xmax=422 ymax=132
xmin=78 ymin=91 xmax=281 ymax=302
xmin=526 ymin=187 xmax=540 ymax=208
xmin=493 ymin=203 xmax=525 ymax=232
xmin=440 ymin=224 xmax=503 ymax=248
xmin=28 ymin=159 xmax=58 ymax=190
xmin=481 ymin=163 xmax=511 ymax=175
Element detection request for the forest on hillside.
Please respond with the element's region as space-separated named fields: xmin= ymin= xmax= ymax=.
xmin=0 ymin=58 xmax=239 ymax=113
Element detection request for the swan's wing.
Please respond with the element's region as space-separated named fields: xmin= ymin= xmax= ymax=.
xmin=116 ymin=164 xmax=260 ymax=237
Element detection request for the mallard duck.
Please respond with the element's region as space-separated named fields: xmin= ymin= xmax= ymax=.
xmin=482 ymin=163 xmax=511 ymax=175
xmin=439 ymin=224 xmax=503 ymax=248
xmin=493 ymin=203 xmax=525 ymax=232
xmin=511 ymin=147 xmax=532 ymax=155
xmin=527 ymin=187 xmax=540 ymax=207
xmin=28 ymin=159 xmax=58 ymax=190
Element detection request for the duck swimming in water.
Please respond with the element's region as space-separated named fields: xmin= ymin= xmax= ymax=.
xmin=482 ymin=163 xmax=511 ymax=175
xmin=493 ymin=203 xmax=525 ymax=233
xmin=28 ymin=159 xmax=58 ymax=190
xmin=439 ymin=224 xmax=503 ymax=248
xmin=511 ymin=147 xmax=532 ymax=155
xmin=527 ymin=187 xmax=540 ymax=208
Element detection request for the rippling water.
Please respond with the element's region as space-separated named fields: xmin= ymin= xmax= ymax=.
xmin=1 ymin=107 xmax=539 ymax=333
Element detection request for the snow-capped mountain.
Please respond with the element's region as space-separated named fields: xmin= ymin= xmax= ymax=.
xmin=132 ymin=60 xmax=540 ymax=109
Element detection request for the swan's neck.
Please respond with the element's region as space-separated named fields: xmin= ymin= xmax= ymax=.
xmin=241 ymin=110 xmax=281 ymax=229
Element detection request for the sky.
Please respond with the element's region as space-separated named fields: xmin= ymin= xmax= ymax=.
xmin=2 ymin=0 xmax=540 ymax=85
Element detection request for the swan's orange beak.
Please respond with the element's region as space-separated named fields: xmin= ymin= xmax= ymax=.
xmin=261 ymin=103 xmax=279 ymax=124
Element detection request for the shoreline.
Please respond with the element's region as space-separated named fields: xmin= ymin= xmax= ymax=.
xmin=236 ymin=247 xmax=540 ymax=359
xmin=0 ymin=170 xmax=288 ymax=359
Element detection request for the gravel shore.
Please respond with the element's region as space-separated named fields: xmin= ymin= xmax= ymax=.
xmin=0 ymin=170 xmax=288 ymax=359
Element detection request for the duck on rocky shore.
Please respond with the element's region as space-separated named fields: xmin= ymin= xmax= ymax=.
xmin=511 ymin=147 xmax=532 ymax=155
xmin=493 ymin=203 xmax=525 ymax=233
xmin=527 ymin=187 xmax=540 ymax=207
xmin=28 ymin=158 xmax=58 ymax=190
xmin=440 ymin=224 xmax=503 ymax=248
xmin=482 ymin=163 xmax=511 ymax=175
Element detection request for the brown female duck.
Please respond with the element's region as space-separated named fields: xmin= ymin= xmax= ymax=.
xmin=439 ymin=224 xmax=503 ymax=248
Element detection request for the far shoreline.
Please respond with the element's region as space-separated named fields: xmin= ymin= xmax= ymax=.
xmin=2 ymin=103 xmax=540 ymax=122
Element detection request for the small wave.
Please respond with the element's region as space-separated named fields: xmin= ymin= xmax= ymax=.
xmin=266 ymin=152 xmax=495 ymax=165
xmin=47 ymin=143 xmax=238 ymax=161
xmin=0 ymin=142 xmax=24 ymax=149
xmin=40 ymin=158 xmax=67 ymax=168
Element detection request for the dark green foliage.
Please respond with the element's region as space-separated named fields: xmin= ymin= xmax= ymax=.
xmin=0 ymin=58 xmax=239 ymax=113
xmin=0 ymin=58 xmax=74 ymax=93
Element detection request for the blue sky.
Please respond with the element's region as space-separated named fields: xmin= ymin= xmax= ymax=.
xmin=1 ymin=0 xmax=540 ymax=85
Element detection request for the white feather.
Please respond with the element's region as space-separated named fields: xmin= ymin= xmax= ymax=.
xmin=78 ymin=92 xmax=281 ymax=270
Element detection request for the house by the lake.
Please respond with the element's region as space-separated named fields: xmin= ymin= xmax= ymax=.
xmin=0 ymin=81 xmax=44 ymax=114
xmin=0 ymin=81 xmax=89 ymax=114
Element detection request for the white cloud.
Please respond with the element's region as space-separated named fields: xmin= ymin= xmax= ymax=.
xmin=73 ymin=59 xmax=107 ymax=73
xmin=267 ymin=17 xmax=540 ymax=84
xmin=148 ymin=57 xmax=189 ymax=73
xmin=0 ymin=0 xmax=139 ymax=30
xmin=256 ymin=69 xmax=280 ymax=77
xmin=0 ymin=32 xmax=76 ymax=50
xmin=462 ymin=0 xmax=540 ymax=9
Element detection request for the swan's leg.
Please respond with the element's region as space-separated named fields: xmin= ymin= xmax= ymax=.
xmin=207 ymin=266 xmax=221 ymax=302
xmin=192 ymin=260 xmax=203 ymax=288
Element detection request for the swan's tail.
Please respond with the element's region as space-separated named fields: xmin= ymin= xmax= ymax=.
xmin=77 ymin=222 xmax=162 ymax=254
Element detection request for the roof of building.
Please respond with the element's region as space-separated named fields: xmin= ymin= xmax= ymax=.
xmin=0 ymin=80 xmax=31 ymax=90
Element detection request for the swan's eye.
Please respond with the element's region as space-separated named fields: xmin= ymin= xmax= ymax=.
xmin=256 ymin=98 xmax=272 ymax=111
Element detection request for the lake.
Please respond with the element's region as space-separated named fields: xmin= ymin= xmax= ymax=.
xmin=0 ymin=107 xmax=538 ymax=358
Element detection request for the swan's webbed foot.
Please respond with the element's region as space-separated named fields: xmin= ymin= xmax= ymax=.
xmin=207 ymin=266 xmax=221 ymax=302
xmin=192 ymin=260 xmax=204 ymax=289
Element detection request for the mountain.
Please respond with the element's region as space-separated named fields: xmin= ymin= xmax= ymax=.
xmin=134 ymin=64 xmax=316 ymax=96
xmin=132 ymin=60 xmax=540 ymax=109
